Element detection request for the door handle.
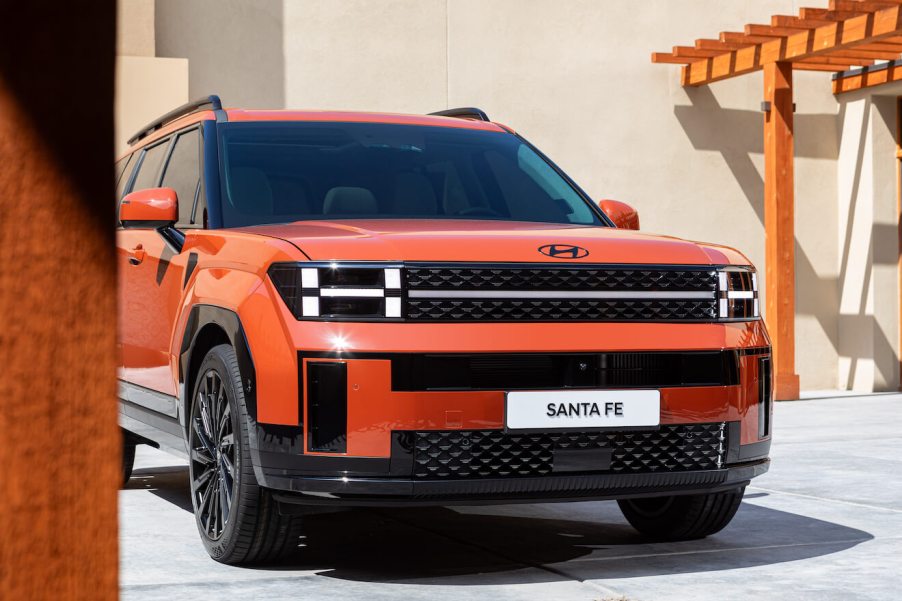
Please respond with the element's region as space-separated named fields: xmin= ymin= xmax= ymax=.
xmin=128 ymin=244 xmax=145 ymax=266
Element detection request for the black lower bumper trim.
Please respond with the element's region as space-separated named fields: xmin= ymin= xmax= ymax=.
xmin=268 ymin=459 xmax=768 ymax=507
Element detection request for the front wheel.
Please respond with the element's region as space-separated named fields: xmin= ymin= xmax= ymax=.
xmin=188 ymin=344 xmax=302 ymax=564
xmin=617 ymin=487 xmax=745 ymax=541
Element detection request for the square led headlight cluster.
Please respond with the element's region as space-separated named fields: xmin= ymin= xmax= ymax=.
xmin=269 ymin=263 xmax=402 ymax=320
xmin=717 ymin=267 xmax=759 ymax=321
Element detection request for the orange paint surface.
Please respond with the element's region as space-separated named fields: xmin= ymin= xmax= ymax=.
xmin=116 ymin=108 xmax=772 ymax=461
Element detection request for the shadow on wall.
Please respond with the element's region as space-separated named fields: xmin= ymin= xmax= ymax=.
xmin=836 ymin=97 xmax=900 ymax=390
xmin=674 ymin=86 xmax=898 ymax=389
xmin=154 ymin=0 xmax=285 ymax=108
xmin=131 ymin=465 xmax=873 ymax=584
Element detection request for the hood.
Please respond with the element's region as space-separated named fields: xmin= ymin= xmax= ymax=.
xmin=234 ymin=219 xmax=748 ymax=265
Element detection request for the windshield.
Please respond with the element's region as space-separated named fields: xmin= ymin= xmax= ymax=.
xmin=217 ymin=121 xmax=605 ymax=228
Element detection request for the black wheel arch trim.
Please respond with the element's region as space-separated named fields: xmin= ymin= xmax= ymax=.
xmin=179 ymin=304 xmax=258 ymax=426
xmin=179 ymin=304 xmax=281 ymax=485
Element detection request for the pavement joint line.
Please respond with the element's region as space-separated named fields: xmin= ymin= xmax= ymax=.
xmin=368 ymin=508 xmax=625 ymax=598
xmin=747 ymin=486 xmax=902 ymax=514
xmin=564 ymin=537 xmax=875 ymax=563
xmin=121 ymin=573 xmax=326 ymax=591
xmin=769 ymin=436 xmax=902 ymax=446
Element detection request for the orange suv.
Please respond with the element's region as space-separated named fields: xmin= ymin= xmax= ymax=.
xmin=117 ymin=96 xmax=772 ymax=565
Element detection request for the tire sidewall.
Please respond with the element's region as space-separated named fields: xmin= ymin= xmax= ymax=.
xmin=188 ymin=345 xmax=249 ymax=561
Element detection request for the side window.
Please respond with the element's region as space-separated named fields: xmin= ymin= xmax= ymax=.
xmin=160 ymin=129 xmax=201 ymax=227
xmin=131 ymin=140 xmax=170 ymax=192
xmin=114 ymin=153 xmax=136 ymax=202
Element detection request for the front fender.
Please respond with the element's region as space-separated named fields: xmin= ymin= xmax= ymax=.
xmin=173 ymin=266 xmax=300 ymax=426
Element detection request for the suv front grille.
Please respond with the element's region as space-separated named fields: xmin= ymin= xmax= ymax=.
xmin=406 ymin=266 xmax=716 ymax=291
xmin=406 ymin=298 xmax=715 ymax=321
xmin=404 ymin=264 xmax=717 ymax=322
xmin=411 ymin=423 xmax=726 ymax=480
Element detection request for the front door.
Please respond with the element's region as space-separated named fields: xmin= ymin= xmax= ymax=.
xmin=117 ymin=128 xmax=202 ymax=415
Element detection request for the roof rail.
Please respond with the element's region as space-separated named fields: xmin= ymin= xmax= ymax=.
xmin=428 ymin=107 xmax=490 ymax=122
xmin=127 ymin=95 xmax=223 ymax=145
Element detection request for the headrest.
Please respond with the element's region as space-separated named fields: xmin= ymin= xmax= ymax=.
xmin=322 ymin=186 xmax=377 ymax=215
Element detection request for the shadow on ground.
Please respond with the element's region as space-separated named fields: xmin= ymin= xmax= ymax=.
xmin=126 ymin=465 xmax=874 ymax=584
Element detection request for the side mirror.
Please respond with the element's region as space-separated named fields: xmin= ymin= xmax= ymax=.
xmin=120 ymin=187 xmax=178 ymax=229
xmin=598 ymin=199 xmax=640 ymax=230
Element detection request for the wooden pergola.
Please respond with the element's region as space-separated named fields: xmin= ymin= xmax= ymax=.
xmin=653 ymin=0 xmax=902 ymax=399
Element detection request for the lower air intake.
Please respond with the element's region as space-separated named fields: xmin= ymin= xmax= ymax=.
xmin=411 ymin=423 xmax=726 ymax=480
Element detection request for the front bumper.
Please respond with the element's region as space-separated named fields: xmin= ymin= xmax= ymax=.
xmin=255 ymin=421 xmax=770 ymax=506
xmin=271 ymin=460 xmax=769 ymax=507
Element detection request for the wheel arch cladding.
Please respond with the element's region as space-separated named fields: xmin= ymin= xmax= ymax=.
xmin=180 ymin=304 xmax=258 ymax=435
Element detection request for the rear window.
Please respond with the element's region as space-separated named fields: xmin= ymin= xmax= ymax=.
xmin=115 ymin=153 xmax=136 ymax=201
xmin=217 ymin=122 xmax=603 ymax=228
xmin=131 ymin=140 xmax=170 ymax=192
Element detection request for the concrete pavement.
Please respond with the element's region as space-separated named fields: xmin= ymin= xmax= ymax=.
xmin=121 ymin=394 xmax=902 ymax=600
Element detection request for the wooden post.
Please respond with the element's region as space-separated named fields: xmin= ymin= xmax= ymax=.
xmin=764 ymin=61 xmax=801 ymax=400
xmin=0 ymin=2 xmax=118 ymax=599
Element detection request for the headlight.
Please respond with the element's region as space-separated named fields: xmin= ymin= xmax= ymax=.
xmin=717 ymin=266 xmax=759 ymax=321
xmin=268 ymin=262 xmax=403 ymax=320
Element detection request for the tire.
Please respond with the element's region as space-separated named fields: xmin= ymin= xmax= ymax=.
xmin=617 ymin=486 xmax=745 ymax=541
xmin=122 ymin=436 xmax=136 ymax=487
xmin=188 ymin=343 xmax=302 ymax=565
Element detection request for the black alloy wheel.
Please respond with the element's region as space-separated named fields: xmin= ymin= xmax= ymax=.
xmin=188 ymin=344 xmax=303 ymax=564
xmin=190 ymin=368 xmax=236 ymax=541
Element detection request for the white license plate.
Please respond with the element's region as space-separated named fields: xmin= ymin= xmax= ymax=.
xmin=505 ymin=389 xmax=661 ymax=430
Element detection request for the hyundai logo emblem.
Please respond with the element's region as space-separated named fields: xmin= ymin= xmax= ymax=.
xmin=538 ymin=244 xmax=590 ymax=259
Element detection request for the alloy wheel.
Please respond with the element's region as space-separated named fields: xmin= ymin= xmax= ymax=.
xmin=190 ymin=369 xmax=236 ymax=540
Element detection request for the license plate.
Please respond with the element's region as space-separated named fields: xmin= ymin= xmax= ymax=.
xmin=505 ymin=389 xmax=661 ymax=430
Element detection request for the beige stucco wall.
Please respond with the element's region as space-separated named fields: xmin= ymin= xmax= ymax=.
xmin=137 ymin=0 xmax=902 ymax=391
xmin=115 ymin=0 xmax=189 ymax=155
xmin=155 ymin=0 xmax=284 ymax=108
xmin=117 ymin=0 xmax=155 ymax=57
xmin=115 ymin=56 xmax=188 ymax=156
xmin=836 ymin=84 xmax=902 ymax=392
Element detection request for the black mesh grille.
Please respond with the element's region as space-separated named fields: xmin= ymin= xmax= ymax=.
xmin=406 ymin=266 xmax=717 ymax=291
xmin=412 ymin=423 xmax=725 ymax=480
xmin=406 ymin=299 xmax=716 ymax=321
xmin=404 ymin=265 xmax=718 ymax=322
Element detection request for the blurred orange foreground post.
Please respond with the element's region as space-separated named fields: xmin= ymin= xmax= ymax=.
xmin=0 ymin=2 xmax=119 ymax=600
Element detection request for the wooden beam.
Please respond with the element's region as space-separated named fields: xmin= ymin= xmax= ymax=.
xmin=651 ymin=52 xmax=696 ymax=64
xmin=673 ymin=46 xmax=723 ymax=59
xmin=684 ymin=5 xmax=902 ymax=85
xmin=797 ymin=56 xmax=875 ymax=65
xmin=825 ymin=47 xmax=902 ymax=57
xmin=720 ymin=31 xmax=777 ymax=44
xmin=772 ymin=15 xmax=835 ymax=29
xmin=858 ymin=40 xmax=902 ymax=49
xmin=833 ymin=60 xmax=902 ymax=91
xmin=763 ymin=61 xmax=800 ymax=400
xmin=800 ymin=8 xmax=868 ymax=20
xmin=746 ymin=24 xmax=814 ymax=37
xmin=831 ymin=1 xmax=902 ymax=11
xmin=794 ymin=63 xmax=849 ymax=71
xmin=696 ymin=38 xmax=752 ymax=51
